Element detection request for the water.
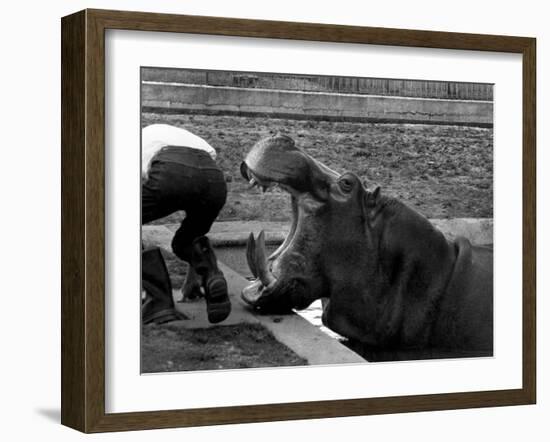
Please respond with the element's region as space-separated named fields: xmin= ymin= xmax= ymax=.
xmin=295 ymin=300 xmax=344 ymax=341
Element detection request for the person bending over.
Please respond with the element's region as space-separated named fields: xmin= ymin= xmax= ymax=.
xmin=141 ymin=123 xmax=231 ymax=324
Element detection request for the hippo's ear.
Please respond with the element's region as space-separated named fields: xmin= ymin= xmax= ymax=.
xmin=362 ymin=186 xmax=381 ymax=223
xmin=366 ymin=186 xmax=381 ymax=208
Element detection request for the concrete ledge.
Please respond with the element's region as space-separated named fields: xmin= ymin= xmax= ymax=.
xmin=430 ymin=218 xmax=493 ymax=245
xmin=154 ymin=218 xmax=493 ymax=248
xmin=142 ymin=106 xmax=494 ymax=128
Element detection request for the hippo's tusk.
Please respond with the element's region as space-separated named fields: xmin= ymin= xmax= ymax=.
xmin=255 ymin=230 xmax=276 ymax=287
xmin=246 ymin=232 xmax=258 ymax=278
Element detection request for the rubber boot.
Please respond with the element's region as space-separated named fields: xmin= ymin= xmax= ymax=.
xmin=191 ymin=236 xmax=231 ymax=323
xmin=142 ymin=247 xmax=185 ymax=324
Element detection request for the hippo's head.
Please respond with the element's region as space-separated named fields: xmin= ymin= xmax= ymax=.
xmin=240 ymin=134 xmax=376 ymax=315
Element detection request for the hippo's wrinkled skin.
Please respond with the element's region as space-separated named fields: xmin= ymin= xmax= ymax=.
xmin=241 ymin=134 xmax=493 ymax=361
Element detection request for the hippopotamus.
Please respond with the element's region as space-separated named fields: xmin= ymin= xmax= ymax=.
xmin=240 ymin=134 xmax=493 ymax=361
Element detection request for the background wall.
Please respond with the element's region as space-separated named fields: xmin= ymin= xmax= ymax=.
xmin=0 ymin=0 xmax=547 ymax=440
xmin=142 ymin=68 xmax=494 ymax=125
xmin=142 ymin=82 xmax=493 ymax=125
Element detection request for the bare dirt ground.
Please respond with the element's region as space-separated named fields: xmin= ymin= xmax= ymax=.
xmin=142 ymin=112 xmax=493 ymax=226
xmin=142 ymin=322 xmax=307 ymax=373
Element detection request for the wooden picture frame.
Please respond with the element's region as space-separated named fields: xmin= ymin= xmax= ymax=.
xmin=61 ymin=8 xmax=536 ymax=433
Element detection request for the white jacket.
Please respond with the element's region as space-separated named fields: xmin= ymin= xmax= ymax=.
xmin=142 ymin=124 xmax=217 ymax=177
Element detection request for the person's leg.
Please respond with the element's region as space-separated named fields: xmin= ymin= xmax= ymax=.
xmin=142 ymin=247 xmax=187 ymax=324
xmin=191 ymin=236 xmax=231 ymax=323
xmin=141 ymin=161 xmax=188 ymax=323
xmin=170 ymin=167 xmax=227 ymax=261
xmin=171 ymin=168 xmax=230 ymax=323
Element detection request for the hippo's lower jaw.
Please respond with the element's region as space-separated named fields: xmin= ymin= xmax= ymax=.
xmin=241 ymin=273 xmax=313 ymax=314
xmin=241 ymin=230 xmax=297 ymax=314
xmin=241 ymin=278 xmax=295 ymax=314
xmin=241 ymin=226 xmax=319 ymax=313
xmin=241 ymin=279 xmax=265 ymax=306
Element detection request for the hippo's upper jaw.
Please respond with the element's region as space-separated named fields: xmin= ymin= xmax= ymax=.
xmin=240 ymin=134 xmax=340 ymax=202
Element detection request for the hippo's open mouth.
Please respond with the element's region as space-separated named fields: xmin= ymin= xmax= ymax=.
xmin=239 ymin=134 xmax=339 ymax=312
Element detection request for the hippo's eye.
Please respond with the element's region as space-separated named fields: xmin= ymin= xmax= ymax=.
xmin=338 ymin=177 xmax=354 ymax=193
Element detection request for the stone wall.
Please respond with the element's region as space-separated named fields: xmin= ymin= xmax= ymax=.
xmin=142 ymin=82 xmax=493 ymax=126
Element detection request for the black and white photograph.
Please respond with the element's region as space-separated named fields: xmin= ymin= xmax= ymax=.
xmin=2 ymin=0 xmax=544 ymax=436
xmin=140 ymin=67 xmax=494 ymax=373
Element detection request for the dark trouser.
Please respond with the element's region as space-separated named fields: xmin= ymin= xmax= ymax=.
xmin=142 ymin=147 xmax=227 ymax=261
